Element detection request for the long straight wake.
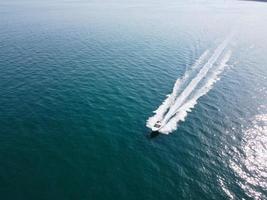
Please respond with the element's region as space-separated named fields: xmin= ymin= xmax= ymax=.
xmin=147 ymin=37 xmax=233 ymax=134
xmin=146 ymin=50 xmax=210 ymax=129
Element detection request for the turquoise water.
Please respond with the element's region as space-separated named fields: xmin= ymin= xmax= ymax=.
xmin=0 ymin=0 xmax=267 ymax=199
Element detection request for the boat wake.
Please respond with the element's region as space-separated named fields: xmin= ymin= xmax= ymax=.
xmin=147 ymin=36 xmax=233 ymax=134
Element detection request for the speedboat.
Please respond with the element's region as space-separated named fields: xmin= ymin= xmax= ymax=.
xmin=151 ymin=121 xmax=162 ymax=132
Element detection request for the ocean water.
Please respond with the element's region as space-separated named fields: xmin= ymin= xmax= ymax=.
xmin=0 ymin=0 xmax=267 ymax=199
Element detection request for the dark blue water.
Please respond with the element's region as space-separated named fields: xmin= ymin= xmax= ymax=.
xmin=0 ymin=0 xmax=267 ymax=199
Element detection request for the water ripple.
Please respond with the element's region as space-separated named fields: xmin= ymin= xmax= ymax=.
xmin=229 ymin=114 xmax=267 ymax=199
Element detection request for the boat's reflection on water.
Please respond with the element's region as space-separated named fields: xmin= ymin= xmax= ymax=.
xmin=148 ymin=131 xmax=160 ymax=139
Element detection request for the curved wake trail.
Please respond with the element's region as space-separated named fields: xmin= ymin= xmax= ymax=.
xmin=146 ymin=50 xmax=210 ymax=129
xmin=147 ymin=37 xmax=233 ymax=134
xmin=160 ymin=50 xmax=232 ymax=134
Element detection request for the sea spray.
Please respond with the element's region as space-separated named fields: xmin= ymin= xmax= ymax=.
xmin=147 ymin=36 xmax=233 ymax=134
xmin=161 ymin=38 xmax=231 ymax=126
xmin=146 ymin=50 xmax=210 ymax=128
xmin=160 ymin=50 xmax=232 ymax=134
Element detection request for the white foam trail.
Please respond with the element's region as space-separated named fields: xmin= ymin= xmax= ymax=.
xmin=146 ymin=50 xmax=210 ymax=128
xmin=161 ymin=37 xmax=231 ymax=126
xmin=160 ymin=50 xmax=232 ymax=134
xmin=147 ymin=35 xmax=233 ymax=134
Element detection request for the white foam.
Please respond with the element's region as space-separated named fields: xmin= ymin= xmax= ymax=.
xmin=160 ymin=50 xmax=232 ymax=134
xmin=146 ymin=49 xmax=210 ymax=128
xmin=147 ymin=36 xmax=233 ymax=134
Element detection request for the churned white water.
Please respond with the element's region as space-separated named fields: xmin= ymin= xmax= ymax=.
xmin=147 ymin=36 xmax=233 ymax=134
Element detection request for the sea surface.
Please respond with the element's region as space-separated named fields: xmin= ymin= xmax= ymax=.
xmin=0 ymin=0 xmax=267 ymax=199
